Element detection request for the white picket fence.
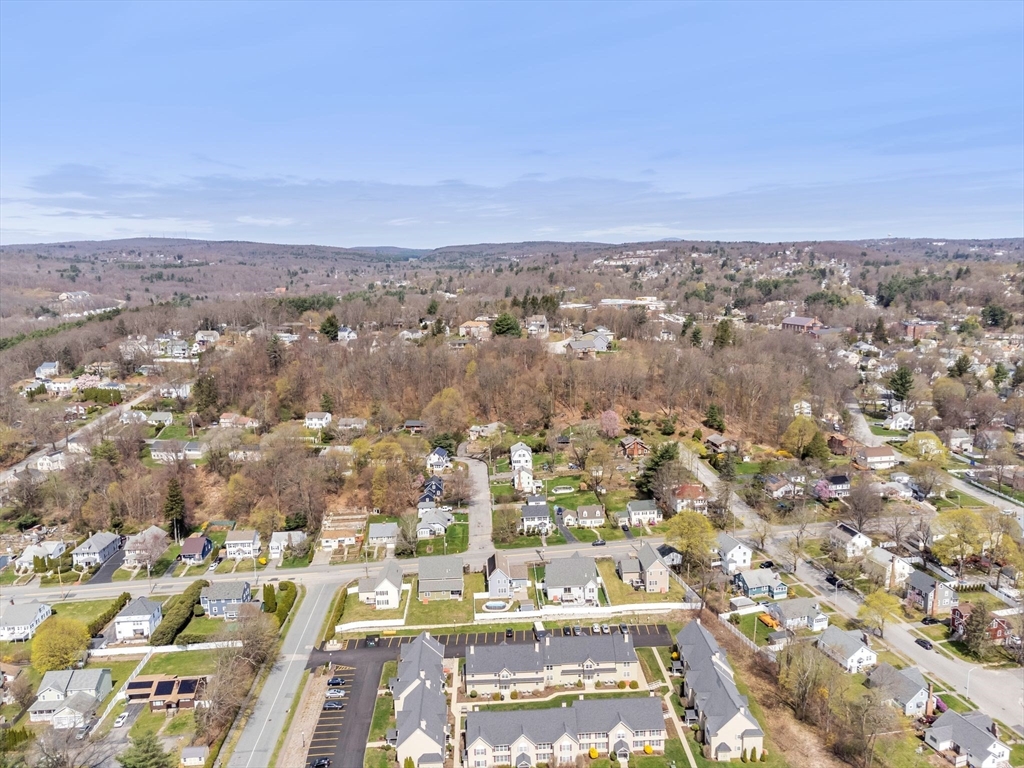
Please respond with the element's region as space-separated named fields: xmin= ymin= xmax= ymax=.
xmin=88 ymin=639 xmax=243 ymax=658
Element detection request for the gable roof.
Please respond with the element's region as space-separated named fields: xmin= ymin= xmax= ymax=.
xmin=545 ymin=553 xmax=598 ymax=589
xmin=116 ymin=597 xmax=162 ymax=619
xmin=768 ymin=597 xmax=821 ymax=622
xmin=466 ymin=634 xmax=636 ymax=678
xmin=74 ymin=531 xmax=120 ymax=554
xmin=510 ymin=441 xmax=532 ymax=454
xmin=717 ymin=532 xmax=748 ymax=554
xmin=419 ymin=556 xmax=463 ymax=589
xmin=637 ymin=542 xmax=667 ymax=572
xmin=201 ymin=581 xmax=249 ymax=602
xmin=627 ymin=499 xmax=658 ymax=513
xmin=818 ymin=626 xmax=872 ymax=660
xmin=225 ymin=529 xmax=259 ymax=544
xmin=0 ymin=601 xmax=49 ymax=627
xmin=927 ymin=710 xmax=1007 ymax=763
xmin=736 ymin=569 xmax=784 ymax=589
xmin=866 ymin=663 xmax=927 ymax=705
xmin=180 ymin=535 xmax=211 ymax=556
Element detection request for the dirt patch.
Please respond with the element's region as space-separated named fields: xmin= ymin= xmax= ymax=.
xmin=696 ymin=611 xmax=848 ymax=768
xmin=279 ymin=670 xmax=324 ymax=768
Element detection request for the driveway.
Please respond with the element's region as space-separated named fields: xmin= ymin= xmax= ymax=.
xmin=89 ymin=549 xmax=126 ymax=585
xmin=552 ymin=509 xmax=577 ymax=543
xmin=97 ymin=703 xmax=145 ymax=768
xmin=675 ymin=440 xmax=759 ymax=529
xmin=455 ymin=449 xmax=493 ymax=553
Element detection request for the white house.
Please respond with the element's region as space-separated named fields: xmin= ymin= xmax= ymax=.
xmin=817 ymin=626 xmax=877 ymax=673
xmin=562 ymin=504 xmax=605 ymax=528
xmin=14 ymin=540 xmax=66 ymax=572
xmin=543 ymin=553 xmax=599 ymax=604
xmin=357 ymin=561 xmax=404 ymax=609
xmin=71 ymin=532 xmax=121 ymax=568
xmin=0 ymin=601 xmax=52 ymax=641
xmin=793 ymin=400 xmax=812 ymax=416
xmin=124 ymin=525 xmax=170 ymax=569
xmin=224 ymin=530 xmax=261 ymax=560
xmin=854 ymin=445 xmax=898 ymax=470
xmin=268 ymin=531 xmax=307 ymax=560
xmin=717 ymin=533 xmax=752 ymax=574
xmin=882 ymin=412 xmax=915 ymax=431
xmin=767 ymin=597 xmax=829 ymax=632
xmin=35 ymin=451 xmax=67 ymax=473
xmin=120 ymin=410 xmax=149 ymax=425
xmin=113 ymin=597 xmax=163 ymax=641
xmin=828 ymin=523 xmax=873 ymax=559
xmin=867 ymin=663 xmax=930 ymax=716
xmin=863 ymin=547 xmax=914 ymax=589
xmin=511 ymin=465 xmax=538 ymax=494
xmin=336 ymin=326 xmax=358 ymax=342
xmin=147 ymin=411 xmax=174 ymax=427
xmin=626 ymin=499 xmax=662 ymax=527
xmin=509 ymin=441 xmax=533 ymax=471
xmin=35 ymin=361 xmax=59 ymax=380
xmin=426 ymin=446 xmax=452 ymax=473
xmin=367 ymin=522 xmax=399 ymax=546
xmin=304 ymin=411 xmax=333 ymax=430
xmin=29 ymin=668 xmax=111 ymax=728
xmin=924 ymin=711 xmax=1010 ymax=768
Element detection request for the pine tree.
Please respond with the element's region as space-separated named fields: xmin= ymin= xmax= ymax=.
xmin=117 ymin=731 xmax=175 ymax=768
xmin=690 ymin=326 xmax=703 ymax=347
xmin=319 ymin=313 xmax=340 ymax=340
xmin=266 ymin=335 xmax=283 ymax=371
xmin=492 ymin=313 xmax=521 ymax=337
xmin=872 ymin=317 xmax=888 ymax=344
xmin=163 ymin=477 xmax=187 ymax=541
xmin=949 ymin=354 xmax=972 ymax=378
xmin=320 ymin=392 xmax=335 ymax=414
xmin=804 ymin=430 xmax=830 ymax=462
xmin=963 ymin=604 xmax=992 ymax=657
xmin=263 ymin=583 xmax=278 ymax=613
xmin=712 ymin=319 xmax=733 ymax=348
xmin=888 ymin=366 xmax=914 ymax=403
xmin=704 ymin=404 xmax=725 ymax=432
xmin=426 ymin=298 xmax=439 ymax=316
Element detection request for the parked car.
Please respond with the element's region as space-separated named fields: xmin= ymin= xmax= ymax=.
xmin=310 ymin=760 xmax=332 ymax=768
xmin=75 ymin=724 xmax=91 ymax=741
xmin=915 ymin=638 xmax=933 ymax=650
xmin=591 ymin=623 xmax=601 ymax=634
xmin=113 ymin=713 xmax=128 ymax=728
xmin=921 ymin=616 xmax=940 ymax=626
xmin=572 ymin=624 xmax=582 ymax=636
xmin=621 ymin=524 xmax=630 ymax=532
xmin=208 ymin=562 xmax=217 ymax=571
xmin=759 ymin=560 xmax=775 ymax=570
xmin=325 ymin=688 xmax=346 ymax=699
xmin=327 ymin=676 xmax=345 ymax=687
xmin=323 ymin=701 xmax=344 ymax=710
xmin=562 ymin=626 xmax=572 ymax=636
xmin=592 ymin=539 xmax=607 ymax=547
xmin=619 ymin=623 xmax=629 ymax=634
xmin=505 ymin=628 xmax=514 ymax=638
xmin=601 ymin=624 xmax=610 ymax=634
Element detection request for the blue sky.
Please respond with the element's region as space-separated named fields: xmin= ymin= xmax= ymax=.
xmin=1 ymin=1 xmax=1022 ymax=247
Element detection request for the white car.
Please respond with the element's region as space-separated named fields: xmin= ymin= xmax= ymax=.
xmin=601 ymin=624 xmax=611 ymax=634
xmin=591 ymin=623 xmax=601 ymax=635
xmin=114 ymin=713 xmax=129 ymax=728
xmin=325 ymin=688 xmax=346 ymax=699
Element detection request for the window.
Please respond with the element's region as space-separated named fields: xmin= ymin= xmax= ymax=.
xmin=474 ymin=748 xmax=487 ymax=756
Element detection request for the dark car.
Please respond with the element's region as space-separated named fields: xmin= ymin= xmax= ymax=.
xmin=619 ymin=623 xmax=629 ymax=634
xmin=562 ymin=626 xmax=572 ymax=636
xmin=592 ymin=539 xmax=607 ymax=547
xmin=323 ymin=701 xmax=345 ymax=710
xmin=310 ymin=760 xmax=332 ymax=768
xmin=327 ymin=677 xmax=345 ymax=687
xmin=365 ymin=634 xmax=379 ymax=647
xmin=825 ymin=574 xmax=841 ymax=587
xmin=621 ymin=524 xmax=630 ymax=532
xmin=915 ymin=638 xmax=933 ymax=651
xmin=505 ymin=628 xmax=514 ymax=638
xmin=572 ymin=624 xmax=582 ymax=636
xmin=759 ymin=560 xmax=774 ymax=570
xmin=921 ymin=616 xmax=940 ymax=626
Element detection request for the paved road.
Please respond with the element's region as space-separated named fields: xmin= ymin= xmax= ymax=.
xmin=676 ymin=440 xmax=759 ymax=528
xmin=456 ymin=449 xmax=493 ymax=554
xmin=226 ymin=580 xmax=335 ymax=768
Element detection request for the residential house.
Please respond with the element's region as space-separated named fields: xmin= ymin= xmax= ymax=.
xmin=863 ymin=547 xmax=914 ymax=590
xmin=224 ymin=530 xmax=261 ymax=560
xmin=150 ymin=439 xmax=186 ymax=463
xmin=195 ymin=330 xmax=220 ymax=344
xmin=388 ymin=633 xmax=449 ymax=768
xmin=469 ymin=422 xmax=504 ymax=440
xmin=416 ymin=508 xmax=454 ymax=539
xmin=626 ymin=499 xmax=662 ymax=527
xmin=656 ymin=544 xmax=683 ymax=569
xmin=404 ymin=419 xmax=426 ymax=434
xmin=200 ymin=581 xmax=253 ymax=619
xmin=35 ymin=361 xmax=59 ymax=380
xmin=975 ymin=430 xmax=1005 ymax=456
xmin=159 ymin=382 xmax=192 ymax=399
xmin=181 ymin=747 xmax=210 ymax=767
xmin=828 ymin=523 xmax=873 ymax=559
xmin=616 ymin=543 xmax=670 ymax=593
xmin=15 ymin=540 xmax=67 ymax=572
xmin=418 ymin=556 xmax=464 ymax=600
xmin=900 ymin=320 xmax=938 ymax=340
xmin=218 ymin=413 xmax=260 ymax=430
xmin=781 ymin=315 xmax=823 ymax=334
xmin=766 ymin=598 xmax=828 ymax=632
xmin=793 ymin=399 xmax=812 ymax=416
xmin=367 ymin=522 xmax=399 ymax=547
xmin=113 ymin=597 xmax=163 ymax=641
xmin=882 ymin=412 xmax=915 ymax=431
xmin=827 ymin=433 xmax=858 ymax=456
xmin=71 ymin=531 xmax=121 ymax=568
xmin=459 ymin=320 xmax=492 ymax=340
xmin=29 ymin=668 xmax=112 ymax=728
xmin=906 ymin=571 xmax=959 ymax=616
xmin=0 ymin=601 xmax=52 ymax=641
xmin=519 ymin=503 xmax=552 ymax=534
xmin=124 ymin=525 xmax=169 ymax=569
xmin=924 ymin=710 xmax=1010 ymax=768
xmin=304 ymin=411 xmax=332 ymax=430
xmin=544 ymin=553 xmax=599 ymax=604
xmin=147 ymin=411 xmax=174 ymax=427
xmin=426 ymin=446 xmax=452 ymax=473
xmin=463 ymin=633 xmax=639 ymax=695
xmin=179 ymin=535 xmax=212 ymax=565
xmin=674 ymin=483 xmax=709 ymax=515
xmin=716 ymin=536 xmax=757 ymax=577
xmin=463 ymin=697 xmax=664 ymax=766
xmin=948 ymin=429 xmax=974 ymax=453
xmin=867 ymin=663 xmax=930 ymax=716
xmin=855 ymin=445 xmax=898 ymax=470
xmin=120 ymin=410 xmax=149 ymax=425
xmin=336 ymin=326 xmax=358 ymax=342
xmin=35 ymin=451 xmax=67 ymax=472
xmin=815 ymin=474 xmax=851 ymax=500
xmin=817 ymin=626 xmax=878 ymax=673
xmin=511 ymin=465 xmax=537 ymax=494
xmin=562 ymin=504 xmax=605 ymax=528
xmin=704 ymin=433 xmax=738 ymax=453
xmin=510 ymin=441 xmax=533 ymax=471
xmin=358 ymin=561 xmax=404 ymax=610
xmin=675 ymin=620 xmax=764 ymax=761
xmin=619 ymin=436 xmax=651 ymax=459
xmin=268 ymin=531 xmax=307 ymax=560
xmin=764 ymin=475 xmax=797 ymax=499
xmin=525 ymin=315 xmax=549 ymax=338
xmin=734 ymin=569 xmax=788 ymax=600
xmin=334 ymin=417 xmax=367 ymax=431
xmin=951 ymin=603 xmax=1012 ymax=646
xmin=484 ymin=553 xmax=528 ymax=599
xmin=319 ymin=521 xmax=358 ymax=550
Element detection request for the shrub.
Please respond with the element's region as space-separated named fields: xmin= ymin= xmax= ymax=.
xmin=193 ymin=604 xmax=205 ymax=617
xmin=262 ymin=583 xmax=277 ymax=614
xmin=150 ymin=579 xmax=208 ymax=646
xmin=491 ymin=692 xmax=500 ymax=701
xmin=617 ymin=680 xmax=627 ymax=689
xmin=175 ymin=633 xmax=207 ymax=646
xmin=510 ymin=690 xmax=519 ymax=700
xmin=469 ymin=690 xmax=477 ymax=698
xmin=741 ymin=748 xmax=748 ymax=762
xmin=575 ymin=679 xmax=584 ymax=688
xmin=628 ymin=680 xmax=638 ymax=689
xmin=87 ymin=592 xmax=132 ymax=636
xmin=275 ymin=581 xmax=297 ymax=627
xmin=729 ymin=613 xmax=741 ymax=625
xmin=323 ymin=587 xmax=347 ymax=641
xmin=760 ymin=751 xmax=767 ymax=762
xmin=749 ymin=747 xmax=757 ymax=761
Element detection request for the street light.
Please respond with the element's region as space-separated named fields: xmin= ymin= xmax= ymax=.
xmin=965 ymin=666 xmax=975 ymax=702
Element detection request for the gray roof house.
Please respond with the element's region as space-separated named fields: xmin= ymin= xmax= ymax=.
xmin=485 ymin=553 xmax=528 ymax=599
xmin=816 ymin=626 xmax=878 ymax=673
xmin=544 ymin=553 xmax=599 ymax=605
xmin=924 ymin=710 xmax=1010 ymax=768
xmin=200 ymin=581 xmax=253 ymax=619
xmin=867 ymin=663 xmax=930 ymax=716
xmin=387 ymin=634 xmax=449 ymax=768
xmin=733 ymin=569 xmax=788 ymax=599
xmin=0 ymin=601 xmax=52 ymax=642
xmin=464 ymin=697 xmax=666 ymax=765
xmin=907 ymin=570 xmax=959 ymax=616
xmin=520 ymin=503 xmax=552 ymax=534
xmin=418 ymin=556 xmax=464 ymax=600
xmin=674 ymin=621 xmax=764 ymax=762
xmin=113 ymin=597 xmax=163 ymax=641
xmin=766 ymin=597 xmax=829 ymax=632
xmin=29 ymin=668 xmax=112 ymax=727
xmin=357 ymin=561 xmax=404 ymax=611
xmin=71 ymin=531 xmax=121 ymax=568
xmin=367 ymin=522 xmax=399 ymax=545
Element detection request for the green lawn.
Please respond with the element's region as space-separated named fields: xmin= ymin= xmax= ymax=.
xmin=406 ymin=574 xmax=481 ymax=626
xmin=0 ymin=568 xmax=17 ymax=586
xmin=938 ymin=490 xmax=987 ymax=508
xmin=569 ymin=527 xmax=599 ymax=542
xmin=279 ymin=552 xmax=313 ymax=569
xmin=936 ymin=692 xmax=973 ymax=713
xmin=129 ymin=706 xmax=167 ymax=739
xmin=733 ymin=461 xmax=761 ymax=475
xmin=215 ymin=558 xmax=237 ymax=574
xmin=731 ymin=612 xmax=777 ymax=647
xmin=182 ymin=616 xmax=234 ymax=637
xmin=596 ymin=558 xmax=686 ymax=605
xmin=636 ymin=647 xmax=665 ymax=685
xmin=415 ymin=522 xmax=468 ymax=557
xmin=340 ymin=581 xmax=412 ymax=624
xmin=1009 ymin=744 xmax=1024 ymax=766
xmin=938 ymin=639 xmax=1015 ymax=665
xmin=208 ymin=531 xmax=228 ymax=547
xmin=146 ymin=543 xmax=182 ymax=577
xmin=234 ymin=554 xmax=268 ymax=572
xmin=50 ymin=598 xmax=119 ymax=627
xmin=156 ymin=423 xmax=194 ymax=440
xmin=869 ymin=425 xmax=906 ymax=437
xmin=363 ymin=747 xmax=395 ymax=768
xmin=111 ymin=567 xmax=135 ymax=582
xmin=141 ymin=649 xmax=221 ymax=676
xmin=89 ymin=659 xmax=141 ymax=714
xmin=368 ymin=661 xmax=398 ymax=740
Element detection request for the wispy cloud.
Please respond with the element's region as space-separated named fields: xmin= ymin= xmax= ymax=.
xmin=236 ymin=215 xmax=294 ymax=227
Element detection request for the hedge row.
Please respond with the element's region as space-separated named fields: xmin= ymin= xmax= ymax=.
xmin=81 ymin=387 xmax=123 ymax=405
xmin=150 ymin=579 xmax=209 ymax=646
xmin=323 ymin=589 xmax=346 ymax=642
xmin=87 ymin=592 xmax=132 ymax=635
xmin=274 ymin=582 xmax=297 ymax=627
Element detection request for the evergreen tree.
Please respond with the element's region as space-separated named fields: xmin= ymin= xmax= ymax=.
xmin=712 ymin=319 xmax=733 ymax=348
xmin=1013 ymin=364 xmax=1024 ymax=391
xmin=635 ymin=442 xmax=679 ymax=495
xmin=872 ymin=317 xmax=888 ymax=344
xmin=963 ymin=605 xmax=992 ymax=657
xmin=319 ymin=313 xmax=340 ymax=340
xmin=192 ymin=373 xmax=218 ymax=413
xmin=492 ymin=313 xmax=522 ymax=337
xmin=117 ymin=731 xmax=175 ymax=768
xmin=949 ymin=354 xmax=972 ymax=378
xmin=267 ymin=334 xmax=283 ymax=371
xmin=320 ymin=392 xmax=335 ymax=414
xmin=163 ymin=477 xmax=187 ymax=540
xmin=426 ymin=298 xmax=439 ymax=316
xmin=804 ymin=431 xmax=830 ymax=462
xmin=690 ymin=326 xmax=703 ymax=347
xmin=992 ymin=362 xmax=1009 ymax=389
xmin=263 ymin=583 xmax=278 ymax=613
xmin=704 ymin=404 xmax=725 ymax=432
xmin=888 ymin=366 xmax=914 ymax=404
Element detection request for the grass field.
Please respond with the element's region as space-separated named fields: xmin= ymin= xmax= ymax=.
xmin=415 ymin=522 xmax=468 ymax=557
xmin=406 ymin=574 xmax=481 ymax=626
xmin=368 ymin=661 xmax=398 ymax=740
xmin=341 ymin=581 xmax=412 ymax=624
xmin=596 ymin=559 xmax=686 ymax=605
xmin=90 ymin=659 xmax=140 ymax=714
xmin=636 ymin=647 xmax=664 ymax=686
xmin=141 ymin=649 xmax=221 ymax=676
xmin=51 ymin=598 xmax=118 ymax=627
xmin=182 ymin=616 xmax=235 ymax=637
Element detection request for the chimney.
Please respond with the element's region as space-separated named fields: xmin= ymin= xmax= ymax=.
xmin=925 ymin=683 xmax=934 ymax=717
xmin=862 ymin=632 xmax=871 ymax=647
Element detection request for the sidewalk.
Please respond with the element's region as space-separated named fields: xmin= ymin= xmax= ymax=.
xmin=651 ymin=646 xmax=698 ymax=768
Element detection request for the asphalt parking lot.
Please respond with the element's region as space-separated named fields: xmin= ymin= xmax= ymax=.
xmin=303 ymin=659 xmax=379 ymax=768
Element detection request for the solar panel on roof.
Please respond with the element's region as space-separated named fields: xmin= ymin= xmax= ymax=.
xmin=126 ymin=681 xmax=153 ymax=690
xmin=154 ymin=681 xmax=174 ymax=695
xmin=178 ymin=679 xmax=198 ymax=694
